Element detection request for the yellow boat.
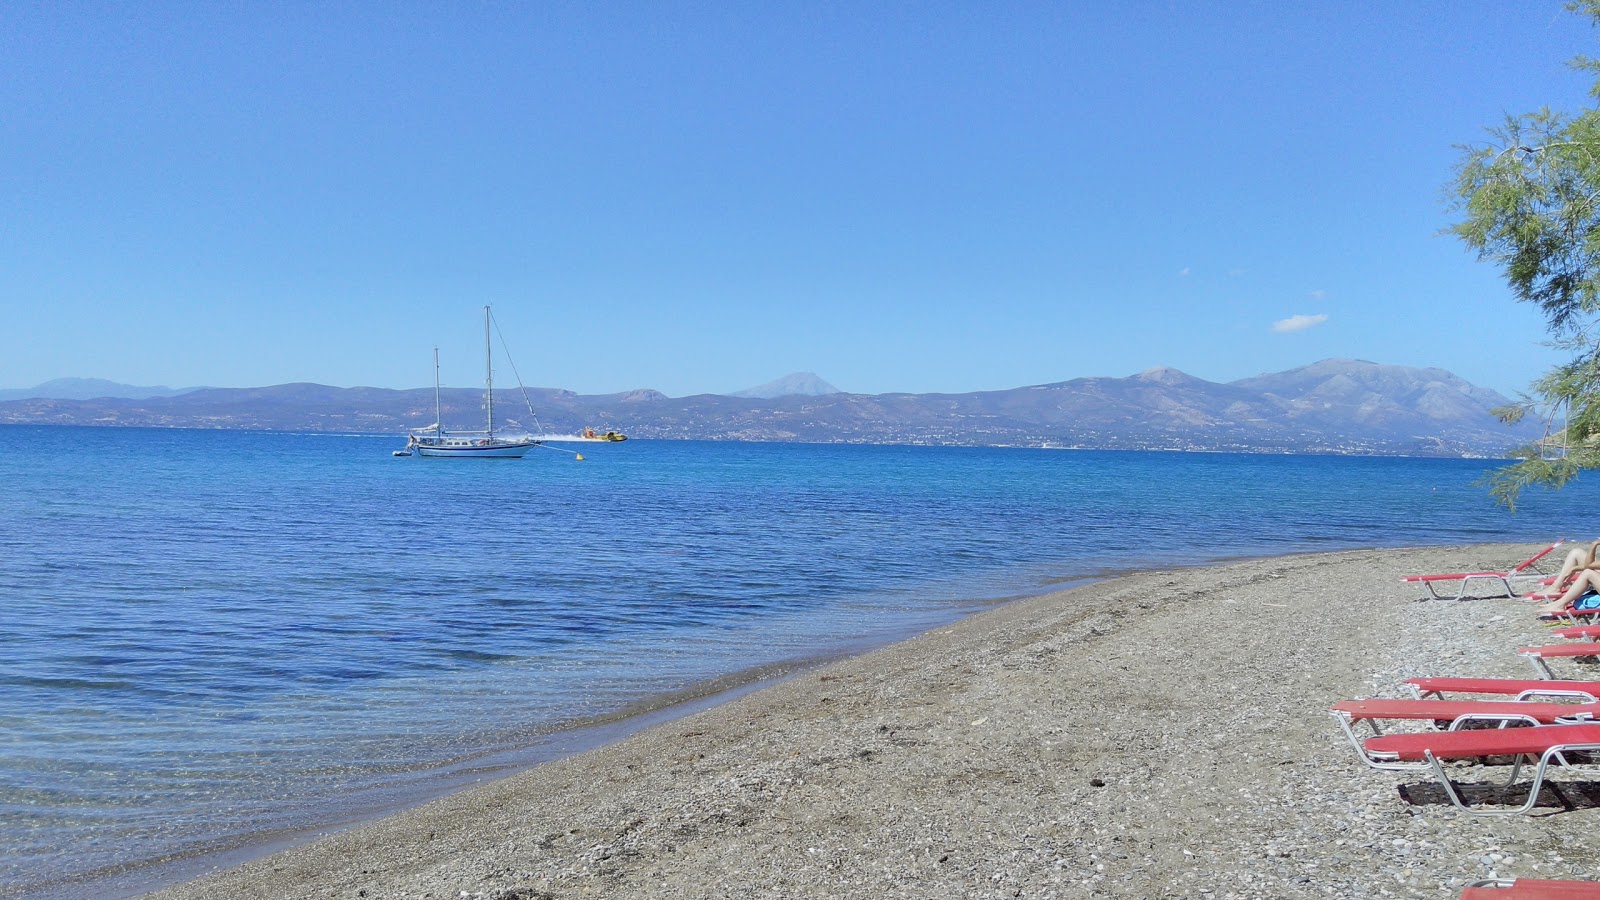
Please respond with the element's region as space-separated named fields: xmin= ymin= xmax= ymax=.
xmin=580 ymin=427 xmax=628 ymax=442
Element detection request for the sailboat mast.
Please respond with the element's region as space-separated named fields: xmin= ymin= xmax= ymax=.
xmin=433 ymin=347 xmax=442 ymax=435
xmin=483 ymin=305 xmax=494 ymax=434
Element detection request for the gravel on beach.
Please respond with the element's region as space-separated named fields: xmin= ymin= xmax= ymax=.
xmin=143 ymin=544 xmax=1600 ymax=899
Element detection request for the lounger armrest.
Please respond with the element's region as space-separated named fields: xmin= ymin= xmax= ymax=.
xmin=1446 ymin=713 xmax=1541 ymax=730
xmin=1514 ymin=688 xmax=1600 ymax=702
xmin=1402 ymin=572 xmax=1503 ymax=583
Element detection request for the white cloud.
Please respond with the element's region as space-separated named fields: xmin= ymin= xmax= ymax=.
xmin=1309 ymin=289 xmax=1328 ymax=300
xmin=1178 ymin=267 xmax=1191 ymax=277
xmin=1272 ymin=314 xmax=1329 ymax=333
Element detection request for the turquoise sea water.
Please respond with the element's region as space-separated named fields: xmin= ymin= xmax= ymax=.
xmin=2 ymin=425 xmax=1595 ymax=896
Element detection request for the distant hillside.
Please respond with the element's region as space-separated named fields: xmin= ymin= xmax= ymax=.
xmin=0 ymin=377 xmax=202 ymax=402
xmin=1229 ymin=359 xmax=1509 ymax=425
xmin=730 ymin=372 xmax=841 ymax=399
xmin=0 ymin=359 xmax=1539 ymax=457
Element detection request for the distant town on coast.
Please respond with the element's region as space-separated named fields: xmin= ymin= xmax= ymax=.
xmin=0 ymin=358 xmax=1541 ymax=458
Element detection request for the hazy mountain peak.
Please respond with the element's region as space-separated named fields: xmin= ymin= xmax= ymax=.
xmin=1133 ymin=366 xmax=1205 ymax=386
xmin=730 ymin=372 xmax=841 ymax=399
xmin=1230 ymin=357 xmax=1503 ymax=399
xmin=1226 ymin=358 xmax=1513 ymax=428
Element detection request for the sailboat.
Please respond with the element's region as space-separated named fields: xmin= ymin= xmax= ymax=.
xmin=405 ymin=306 xmax=542 ymax=458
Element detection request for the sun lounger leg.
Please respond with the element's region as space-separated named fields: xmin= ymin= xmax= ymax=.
xmin=1425 ymin=751 xmax=1545 ymax=816
xmin=1331 ymin=712 xmax=1430 ymax=771
xmin=1423 ymin=744 xmax=1600 ymax=815
xmin=1526 ymin=655 xmax=1557 ymax=679
xmin=1504 ymin=754 xmax=1528 ymax=787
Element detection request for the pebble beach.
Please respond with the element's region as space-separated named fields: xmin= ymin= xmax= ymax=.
xmin=139 ymin=543 xmax=1600 ymax=899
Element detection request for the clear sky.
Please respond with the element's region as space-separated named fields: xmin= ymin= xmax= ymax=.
xmin=3 ymin=1 xmax=1596 ymax=398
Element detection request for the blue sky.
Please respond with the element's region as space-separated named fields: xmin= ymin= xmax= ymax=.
xmin=3 ymin=1 xmax=1596 ymax=398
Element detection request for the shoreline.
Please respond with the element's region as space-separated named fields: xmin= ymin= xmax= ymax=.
xmin=33 ymin=639 xmax=913 ymax=900
xmin=34 ymin=582 xmax=1042 ymax=899
xmin=86 ymin=544 xmax=1600 ymax=896
xmin=65 ymin=572 xmax=1115 ymax=898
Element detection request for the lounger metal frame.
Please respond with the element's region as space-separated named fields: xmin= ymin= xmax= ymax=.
xmin=1464 ymin=879 xmax=1600 ymax=898
xmin=1403 ymin=541 xmax=1563 ymax=601
xmin=1332 ymin=708 xmax=1543 ymax=772
xmin=1418 ymin=741 xmax=1600 ymax=816
xmin=1520 ymin=645 xmax=1600 ymax=679
xmin=1404 ymin=681 xmax=1599 ymax=703
xmin=1410 ymin=573 xmax=1545 ymax=601
xmin=1356 ymin=721 xmax=1600 ymax=816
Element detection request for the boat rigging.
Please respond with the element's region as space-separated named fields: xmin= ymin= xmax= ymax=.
xmin=402 ymin=306 xmax=543 ymax=459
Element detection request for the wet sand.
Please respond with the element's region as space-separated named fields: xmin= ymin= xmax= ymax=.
xmin=142 ymin=543 xmax=1600 ymax=899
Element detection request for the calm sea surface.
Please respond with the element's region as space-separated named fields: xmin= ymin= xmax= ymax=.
xmin=2 ymin=425 xmax=1595 ymax=895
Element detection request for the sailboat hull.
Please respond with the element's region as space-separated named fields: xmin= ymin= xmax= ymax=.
xmin=414 ymin=438 xmax=539 ymax=458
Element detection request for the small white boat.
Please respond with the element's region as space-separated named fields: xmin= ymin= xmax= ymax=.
xmin=405 ymin=306 xmax=542 ymax=459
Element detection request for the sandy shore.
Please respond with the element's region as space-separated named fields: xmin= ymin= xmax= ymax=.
xmin=139 ymin=543 xmax=1600 ymax=899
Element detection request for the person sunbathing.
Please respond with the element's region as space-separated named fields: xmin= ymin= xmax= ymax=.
xmin=1535 ymin=540 xmax=1600 ymax=616
xmin=1559 ymin=541 xmax=1600 ymax=577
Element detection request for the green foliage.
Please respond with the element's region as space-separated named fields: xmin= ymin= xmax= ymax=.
xmin=1453 ymin=1 xmax=1600 ymax=508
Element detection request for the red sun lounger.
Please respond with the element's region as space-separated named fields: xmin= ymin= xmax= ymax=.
xmin=1551 ymin=624 xmax=1600 ymax=642
xmin=1536 ymin=606 xmax=1600 ymax=626
xmin=1519 ymin=644 xmax=1600 ymax=679
xmin=1462 ymin=879 xmax=1600 ymax=898
xmin=1332 ymin=698 xmax=1600 ymax=769
xmin=1362 ymin=722 xmax=1600 ymax=815
xmin=1405 ymin=677 xmax=1600 ymax=702
xmin=1401 ymin=540 xmax=1563 ymax=601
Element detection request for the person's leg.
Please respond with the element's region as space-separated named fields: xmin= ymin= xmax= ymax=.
xmin=1554 ymin=548 xmax=1588 ymax=591
xmin=1537 ymin=569 xmax=1600 ymax=615
xmin=1571 ymin=569 xmax=1600 ymax=609
xmin=1568 ymin=569 xmax=1600 ymax=600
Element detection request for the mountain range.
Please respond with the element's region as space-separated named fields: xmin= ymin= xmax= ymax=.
xmin=0 ymin=377 xmax=203 ymax=403
xmin=0 ymin=359 xmax=1539 ymax=456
